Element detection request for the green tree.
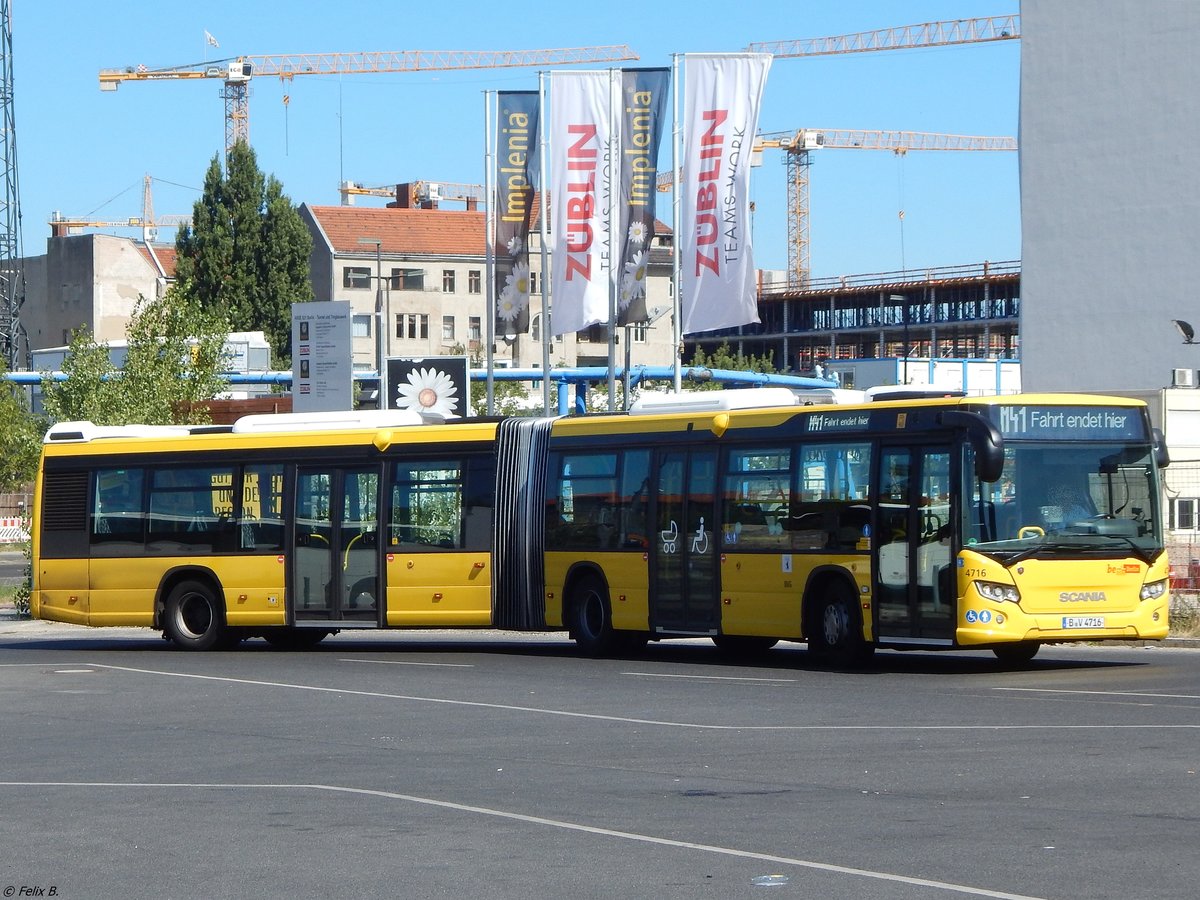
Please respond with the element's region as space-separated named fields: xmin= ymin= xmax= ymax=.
xmin=175 ymin=140 xmax=313 ymax=363
xmin=40 ymin=284 xmax=231 ymax=426
xmin=686 ymin=342 xmax=776 ymax=390
xmin=0 ymin=362 xmax=44 ymax=491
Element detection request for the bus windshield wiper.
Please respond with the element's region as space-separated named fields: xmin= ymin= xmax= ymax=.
xmin=1003 ymin=540 xmax=1080 ymax=567
xmin=1002 ymin=535 xmax=1156 ymax=567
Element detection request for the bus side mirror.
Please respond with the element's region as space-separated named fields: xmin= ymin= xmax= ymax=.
xmin=938 ymin=410 xmax=1004 ymax=483
xmin=1153 ymin=427 xmax=1170 ymax=469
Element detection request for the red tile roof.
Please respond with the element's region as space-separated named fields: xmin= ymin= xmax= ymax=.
xmin=309 ymin=205 xmax=486 ymax=257
xmin=307 ymin=200 xmax=671 ymax=258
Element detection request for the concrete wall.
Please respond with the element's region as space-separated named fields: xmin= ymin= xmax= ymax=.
xmin=22 ymin=234 xmax=160 ymax=353
xmin=1019 ymin=0 xmax=1200 ymax=392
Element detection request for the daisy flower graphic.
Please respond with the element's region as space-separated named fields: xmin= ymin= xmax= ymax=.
xmin=627 ymin=220 xmax=647 ymax=245
xmin=506 ymin=235 xmax=524 ymax=257
xmin=505 ymin=261 xmax=532 ymax=297
xmin=623 ymin=251 xmax=648 ymax=300
xmin=497 ymin=286 xmax=526 ymax=323
xmin=618 ymin=274 xmax=636 ymax=312
xmin=395 ymin=366 xmax=460 ymax=418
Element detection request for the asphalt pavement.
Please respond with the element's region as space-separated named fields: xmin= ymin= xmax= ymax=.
xmin=2 ymin=622 xmax=1199 ymax=900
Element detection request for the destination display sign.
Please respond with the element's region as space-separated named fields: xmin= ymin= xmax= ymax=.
xmin=985 ymin=405 xmax=1147 ymax=441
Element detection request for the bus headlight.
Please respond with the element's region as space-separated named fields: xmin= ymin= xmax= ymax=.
xmin=975 ymin=580 xmax=1020 ymax=603
xmin=1140 ymin=579 xmax=1168 ymax=601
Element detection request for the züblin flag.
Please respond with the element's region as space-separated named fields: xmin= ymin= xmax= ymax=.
xmin=616 ymin=67 xmax=669 ymax=327
xmin=494 ymin=91 xmax=540 ymax=337
xmin=680 ymin=53 xmax=771 ymax=336
xmin=549 ymin=70 xmax=615 ymax=336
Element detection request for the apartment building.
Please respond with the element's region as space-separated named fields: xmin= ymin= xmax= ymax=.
xmin=300 ymin=185 xmax=675 ymax=376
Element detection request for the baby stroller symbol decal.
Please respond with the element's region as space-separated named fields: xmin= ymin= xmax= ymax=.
xmin=660 ymin=520 xmax=679 ymax=553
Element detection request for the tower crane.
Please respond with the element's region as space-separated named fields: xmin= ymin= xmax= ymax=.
xmin=737 ymin=15 xmax=1021 ymax=284
xmin=100 ymin=46 xmax=638 ymax=153
xmin=758 ymin=129 xmax=1016 ymax=285
xmin=49 ymin=175 xmax=191 ymax=243
xmin=658 ymin=129 xmax=1017 ymax=286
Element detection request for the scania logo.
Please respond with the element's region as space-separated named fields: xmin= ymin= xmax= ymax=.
xmin=1059 ymin=591 xmax=1106 ymax=602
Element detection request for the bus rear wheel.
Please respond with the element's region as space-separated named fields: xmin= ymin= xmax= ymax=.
xmin=568 ymin=574 xmax=619 ymax=657
xmin=807 ymin=581 xmax=873 ymax=667
xmin=163 ymin=580 xmax=226 ymax=651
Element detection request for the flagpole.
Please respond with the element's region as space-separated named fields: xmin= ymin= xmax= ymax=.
xmin=484 ymin=90 xmax=496 ymax=415
xmin=671 ymin=54 xmax=683 ymax=393
xmin=539 ymin=71 xmax=552 ymax=415
xmin=606 ymin=67 xmax=618 ymax=413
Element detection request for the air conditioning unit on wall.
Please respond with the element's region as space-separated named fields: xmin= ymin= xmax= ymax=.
xmin=1172 ymin=368 xmax=1196 ymax=388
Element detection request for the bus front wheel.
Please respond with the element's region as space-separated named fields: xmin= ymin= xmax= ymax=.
xmin=807 ymin=581 xmax=873 ymax=666
xmin=163 ymin=580 xmax=226 ymax=651
xmin=992 ymin=641 xmax=1040 ymax=665
xmin=568 ymin=574 xmax=619 ymax=657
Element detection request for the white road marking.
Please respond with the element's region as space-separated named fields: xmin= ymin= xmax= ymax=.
xmin=86 ymin=663 xmax=1200 ymax=731
xmin=621 ymin=671 xmax=796 ymax=683
xmin=339 ymin=658 xmax=474 ymax=668
xmin=0 ymin=780 xmax=1047 ymax=900
xmin=995 ymin=687 xmax=1200 ymax=700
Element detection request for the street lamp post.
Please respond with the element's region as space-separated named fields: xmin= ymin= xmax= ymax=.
xmin=358 ymin=238 xmax=386 ymax=409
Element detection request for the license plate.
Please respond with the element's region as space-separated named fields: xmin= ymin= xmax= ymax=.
xmin=1062 ymin=616 xmax=1105 ymax=629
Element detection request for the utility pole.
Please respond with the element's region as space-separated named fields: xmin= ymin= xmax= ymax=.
xmin=358 ymin=238 xmax=387 ymax=409
xmin=0 ymin=0 xmax=24 ymax=369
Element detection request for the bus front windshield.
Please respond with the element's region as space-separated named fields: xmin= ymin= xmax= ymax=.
xmin=965 ymin=442 xmax=1163 ymax=562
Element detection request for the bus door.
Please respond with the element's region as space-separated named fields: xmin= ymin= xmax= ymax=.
xmin=292 ymin=466 xmax=380 ymax=624
xmin=874 ymin=445 xmax=955 ymax=643
xmin=651 ymin=448 xmax=719 ymax=634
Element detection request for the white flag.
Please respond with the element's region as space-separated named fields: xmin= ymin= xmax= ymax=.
xmin=680 ymin=54 xmax=772 ymax=336
xmin=205 ymin=30 xmax=220 ymax=48
xmin=549 ymin=70 xmax=616 ymax=336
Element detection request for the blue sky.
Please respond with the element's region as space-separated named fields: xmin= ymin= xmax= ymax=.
xmin=12 ymin=1 xmax=1020 ymax=279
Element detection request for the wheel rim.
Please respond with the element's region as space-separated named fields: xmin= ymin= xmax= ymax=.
xmin=176 ymin=591 xmax=213 ymax=639
xmin=822 ymin=601 xmax=845 ymax=647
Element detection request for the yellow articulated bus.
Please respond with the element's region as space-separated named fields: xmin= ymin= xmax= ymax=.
xmin=33 ymin=390 xmax=1171 ymax=663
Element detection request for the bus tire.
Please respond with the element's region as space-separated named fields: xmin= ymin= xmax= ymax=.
xmin=807 ymin=580 xmax=873 ymax=667
xmin=162 ymin=579 xmax=226 ymax=651
xmin=568 ymin=574 xmax=619 ymax=657
xmin=992 ymin=641 xmax=1040 ymax=665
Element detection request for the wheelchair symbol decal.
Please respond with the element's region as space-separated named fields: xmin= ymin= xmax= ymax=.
xmin=691 ymin=517 xmax=709 ymax=554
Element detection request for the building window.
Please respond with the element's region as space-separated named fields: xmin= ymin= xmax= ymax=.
xmin=630 ymin=322 xmax=648 ymax=343
xmin=468 ymin=270 xmax=482 ymax=294
xmin=1171 ymin=498 xmax=1198 ymax=531
xmin=468 ymin=316 xmax=482 ymax=343
xmin=530 ymin=271 xmax=538 ymax=294
xmin=391 ymin=268 xmax=425 ymax=291
xmin=352 ymin=315 xmax=372 ymax=338
xmin=442 ymin=269 xmax=456 ymax=293
xmin=396 ymin=314 xmax=429 ymax=340
xmin=442 ymin=316 xmax=455 ymax=341
xmin=343 ymin=266 xmax=372 ymax=289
